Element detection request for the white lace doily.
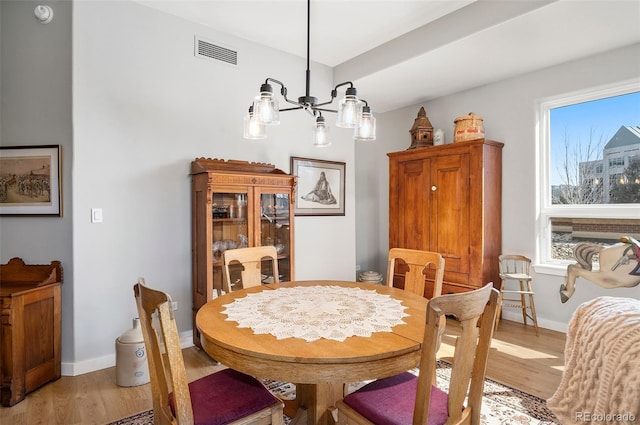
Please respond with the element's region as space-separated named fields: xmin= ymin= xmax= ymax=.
xmin=221 ymin=285 xmax=409 ymax=342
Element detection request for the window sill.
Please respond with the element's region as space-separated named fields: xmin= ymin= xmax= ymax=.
xmin=535 ymin=261 xmax=601 ymax=276
xmin=534 ymin=263 xmax=569 ymax=277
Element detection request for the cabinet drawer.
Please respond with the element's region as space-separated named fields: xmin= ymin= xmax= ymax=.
xmin=441 ymin=282 xmax=475 ymax=295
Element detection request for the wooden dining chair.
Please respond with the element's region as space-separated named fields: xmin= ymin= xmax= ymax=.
xmin=386 ymin=248 xmax=445 ymax=299
xmin=223 ymin=246 xmax=280 ymax=293
xmin=387 ymin=248 xmax=447 ymax=354
xmin=133 ymin=278 xmax=284 ymax=425
xmin=335 ymin=283 xmax=499 ymax=425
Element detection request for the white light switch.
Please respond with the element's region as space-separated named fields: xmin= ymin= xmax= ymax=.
xmin=91 ymin=208 xmax=103 ymax=223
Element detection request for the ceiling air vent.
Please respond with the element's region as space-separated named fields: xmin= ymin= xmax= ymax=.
xmin=195 ymin=36 xmax=237 ymax=66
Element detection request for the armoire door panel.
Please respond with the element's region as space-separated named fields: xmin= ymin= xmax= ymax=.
xmin=430 ymin=154 xmax=470 ymax=277
xmin=396 ymin=160 xmax=430 ymax=249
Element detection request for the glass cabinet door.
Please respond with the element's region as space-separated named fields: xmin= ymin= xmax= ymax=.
xmin=260 ymin=192 xmax=291 ymax=282
xmin=211 ymin=191 xmax=249 ymax=292
xmin=210 ymin=190 xmax=292 ymax=290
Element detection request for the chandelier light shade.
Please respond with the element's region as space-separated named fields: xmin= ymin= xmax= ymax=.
xmin=354 ymin=105 xmax=376 ymax=141
xmin=252 ymin=84 xmax=280 ymax=125
xmin=336 ymin=87 xmax=363 ymax=128
xmin=312 ymin=115 xmax=331 ymax=147
xmin=243 ymin=106 xmax=267 ymax=139
xmin=242 ymin=0 xmax=376 ymax=145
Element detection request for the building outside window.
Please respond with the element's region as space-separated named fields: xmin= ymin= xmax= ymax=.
xmin=538 ymin=80 xmax=640 ymax=271
xmin=574 ymin=126 xmax=640 ymax=203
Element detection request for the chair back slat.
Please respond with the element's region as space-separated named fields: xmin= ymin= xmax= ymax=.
xmin=223 ymin=246 xmax=280 ymax=292
xmin=499 ymin=254 xmax=531 ymax=278
xmin=387 ymin=248 xmax=445 ymax=299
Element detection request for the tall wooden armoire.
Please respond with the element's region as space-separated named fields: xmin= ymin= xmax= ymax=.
xmin=388 ymin=138 xmax=503 ymax=296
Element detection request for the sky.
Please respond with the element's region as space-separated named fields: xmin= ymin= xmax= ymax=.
xmin=549 ymin=90 xmax=640 ymax=186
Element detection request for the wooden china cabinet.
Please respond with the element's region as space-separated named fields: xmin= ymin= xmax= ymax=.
xmin=388 ymin=138 xmax=503 ymax=297
xmin=190 ymin=158 xmax=296 ymax=348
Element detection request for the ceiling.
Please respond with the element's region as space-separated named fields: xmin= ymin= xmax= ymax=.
xmin=137 ymin=0 xmax=640 ymax=113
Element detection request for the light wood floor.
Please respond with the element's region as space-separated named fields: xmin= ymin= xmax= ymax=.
xmin=0 ymin=318 xmax=565 ymax=425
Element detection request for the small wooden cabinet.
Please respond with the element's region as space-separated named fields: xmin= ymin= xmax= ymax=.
xmin=0 ymin=257 xmax=62 ymax=406
xmin=388 ymin=139 xmax=503 ymax=296
xmin=191 ymin=158 xmax=296 ymax=348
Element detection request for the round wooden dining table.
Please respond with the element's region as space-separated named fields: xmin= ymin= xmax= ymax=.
xmin=195 ymin=280 xmax=427 ymax=425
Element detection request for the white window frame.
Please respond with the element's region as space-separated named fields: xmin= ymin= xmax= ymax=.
xmin=536 ymin=78 xmax=640 ymax=276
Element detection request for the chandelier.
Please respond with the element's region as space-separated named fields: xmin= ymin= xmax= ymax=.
xmin=243 ymin=0 xmax=376 ymax=146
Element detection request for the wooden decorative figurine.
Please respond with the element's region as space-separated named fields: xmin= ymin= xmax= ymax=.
xmin=408 ymin=106 xmax=434 ymax=149
xmin=561 ymin=236 xmax=640 ymax=303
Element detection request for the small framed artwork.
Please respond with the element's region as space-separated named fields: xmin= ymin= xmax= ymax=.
xmin=0 ymin=145 xmax=62 ymax=216
xmin=290 ymin=156 xmax=345 ymax=216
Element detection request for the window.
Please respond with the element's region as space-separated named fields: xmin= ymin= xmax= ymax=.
xmin=609 ymin=157 xmax=625 ymax=167
xmin=537 ymin=80 xmax=640 ymax=274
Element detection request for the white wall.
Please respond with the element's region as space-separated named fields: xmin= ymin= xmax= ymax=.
xmin=69 ymin=1 xmax=357 ymax=373
xmin=355 ymin=43 xmax=640 ymax=332
xmin=70 ymin=1 xmax=357 ymax=374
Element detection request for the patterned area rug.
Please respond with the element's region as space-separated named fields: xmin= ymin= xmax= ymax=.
xmin=436 ymin=361 xmax=559 ymax=424
xmin=107 ymin=361 xmax=559 ymax=425
xmin=106 ymin=410 xmax=153 ymax=425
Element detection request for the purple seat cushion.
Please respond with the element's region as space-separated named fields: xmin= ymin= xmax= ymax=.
xmin=343 ymin=372 xmax=449 ymax=425
xmin=169 ymin=368 xmax=279 ymax=425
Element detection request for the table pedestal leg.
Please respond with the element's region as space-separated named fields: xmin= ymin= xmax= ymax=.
xmin=295 ymin=382 xmax=343 ymax=425
xmin=282 ymin=399 xmax=299 ymax=419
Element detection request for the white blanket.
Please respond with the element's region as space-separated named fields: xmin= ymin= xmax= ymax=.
xmin=547 ymin=296 xmax=640 ymax=424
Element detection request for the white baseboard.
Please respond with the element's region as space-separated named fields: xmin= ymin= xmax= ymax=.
xmin=61 ymin=330 xmax=194 ymax=376
xmin=61 ymin=353 xmax=115 ymax=377
xmin=500 ymin=310 xmax=568 ymax=333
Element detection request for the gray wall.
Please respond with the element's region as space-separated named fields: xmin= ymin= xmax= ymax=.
xmin=355 ymin=43 xmax=640 ymax=331
xmin=0 ymin=0 xmax=75 ymax=362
